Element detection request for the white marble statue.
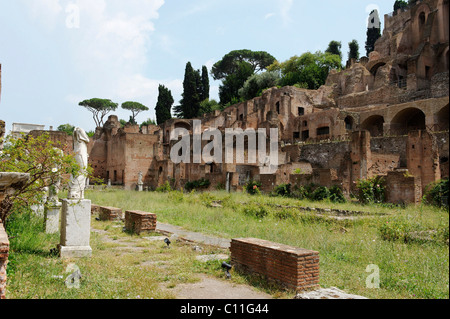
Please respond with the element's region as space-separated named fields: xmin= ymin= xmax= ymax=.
xmin=68 ymin=127 xmax=90 ymax=200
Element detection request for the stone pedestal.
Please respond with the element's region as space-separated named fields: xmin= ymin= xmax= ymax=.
xmin=138 ymin=183 xmax=143 ymax=192
xmin=59 ymin=199 xmax=92 ymax=258
xmin=44 ymin=203 xmax=61 ymax=234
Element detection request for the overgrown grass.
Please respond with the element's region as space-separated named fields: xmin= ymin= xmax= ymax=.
xmin=5 ymin=206 xmax=238 ymax=299
xmin=85 ymin=189 xmax=449 ymax=299
xmin=4 ymin=189 xmax=448 ymax=299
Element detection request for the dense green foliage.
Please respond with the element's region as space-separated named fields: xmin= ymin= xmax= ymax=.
xmin=57 ymin=123 xmax=75 ymax=136
xmin=212 ymin=50 xmax=276 ymax=105
xmin=394 ymin=0 xmax=408 ymax=11
xmin=0 ymin=133 xmax=80 ymax=223
xmin=184 ymin=178 xmax=211 ymax=192
xmin=325 ymin=40 xmax=342 ymax=61
xmin=355 ymin=176 xmax=386 ymax=204
xmin=155 ymin=84 xmax=174 ymax=125
xmin=423 ymin=179 xmax=449 ymax=208
xmin=348 ymin=39 xmax=360 ymax=60
xmin=121 ymin=101 xmax=149 ymax=124
xmin=175 ymin=62 xmax=210 ymax=119
xmin=268 ymin=51 xmax=342 ymax=90
xmin=238 ymin=71 xmax=280 ymax=100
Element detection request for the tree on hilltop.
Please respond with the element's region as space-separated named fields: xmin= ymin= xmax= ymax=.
xmin=155 ymin=84 xmax=174 ymax=125
xmin=121 ymin=101 xmax=149 ymax=124
xmin=79 ymin=98 xmax=118 ymax=128
xmin=212 ymin=49 xmax=276 ymax=105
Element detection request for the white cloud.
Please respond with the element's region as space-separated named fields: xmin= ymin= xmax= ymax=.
xmin=278 ymin=0 xmax=293 ymax=27
xmin=22 ymin=0 xmax=168 ymax=106
xmin=24 ymin=0 xmax=63 ymax=30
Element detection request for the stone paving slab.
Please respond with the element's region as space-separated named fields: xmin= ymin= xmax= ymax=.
xmin=156 ymin=222 xmax=231 ymax=249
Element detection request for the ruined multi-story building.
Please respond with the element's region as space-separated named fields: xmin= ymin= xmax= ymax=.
xmin=84 ymin=0 xmax=447 ymax=205
xmin=31 ymin=0 xmax=450 ymax=204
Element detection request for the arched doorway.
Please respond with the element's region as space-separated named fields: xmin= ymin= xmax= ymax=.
xmin=361 ymin=115 xmax=385 ymax=137
xmin=391 ymin=108 xmax=426 ymax=135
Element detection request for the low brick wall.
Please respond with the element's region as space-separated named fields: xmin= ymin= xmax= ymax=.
xmin=230 ymin=238 xmax=320 ymax=292
xmin=99 ymin=206 xmax=123 ymax=221
xmin=0 ymin=222 xmax=9 ymax=299
xmin=91 ymin=204 xmax=101 ymax=215
xmin=125 ymin=210 xmax=157 ymax=235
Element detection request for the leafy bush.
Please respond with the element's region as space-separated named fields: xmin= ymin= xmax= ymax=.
xmin=291 ymin=185 xmax=311 ymax=200
xmin=273 ymin=183 xmax=291 ymax=197
xmin=423 ymin=179 xmax=449 ymax=208
xmin=242 ymin=204 xmax=269 ymax=219
xmin=329 ymin=185 xmax=346 ymax=203
xmin=311 ymin=186 xmax=330 ymax=201
xmin=156 ymin=181 xmax=172 ymax=193
xmin=355 ymin=176 xmax=386 ymax=204
xmin=244 ymin=180 xmax=262 ymax=195
xmin=168 ymin=190 xmax=184 ymax=203
xmin=184 ymin=178 xmax=211 ymax=192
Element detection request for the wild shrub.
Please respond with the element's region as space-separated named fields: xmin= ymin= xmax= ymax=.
xmin=423 ymin=179 xmax=449 ymax=208
xmin=355 ymin=176 xmax=386 ymax=204
xmin=184 ymin=178 xmax=211 ymax=192
xmin=242 ymin=204 xmax=269 ymax=219
xmin=311 ymin=186 xmax=330 ymax=201
xmin=273 ymin=183 xmax=291 ymax=197
xmin=156 ymin=181 xmax=172 ymax=193
xmin=243 ymin=180 xmax=262 ymax=195
xmin=329 ymin=185 xmax=346 ymax=203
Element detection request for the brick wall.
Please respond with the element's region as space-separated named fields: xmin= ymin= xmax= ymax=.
xmin=125 ymin=210 xmax=157 ymax=235
xmin=230 ymin=238 xmax=320 ymax=292
xmin=0 ymin=222 xmax=9 ymax=299
xmin=386 ymin=170 xmax=421 ymax=205
xmin=99 ymin=206 xmax=123 ymax=221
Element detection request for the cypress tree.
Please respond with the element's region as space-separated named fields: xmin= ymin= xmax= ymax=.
xmin=201 ymin=65 xmax=210 ymax=101
xmin=155 ymin=84 xmax=174 ymax=125
xmin=177 ymin=62 xmax=201 ymax=119
xmin=348 ymin=39 xmax=360 ymax=60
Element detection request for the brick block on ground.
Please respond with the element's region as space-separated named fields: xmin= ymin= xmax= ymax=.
xmin=91 ymin=204 xmax=101 ymax=215
xmin=125 ymin=210 xmax=157 ymax=235
xmin=99 ymin=206 xmax=123 ymax=221
xmin=230 ymin=238 xmax=320 ymax=292
xmin=0 ymin=222 xmax=10 ymax=299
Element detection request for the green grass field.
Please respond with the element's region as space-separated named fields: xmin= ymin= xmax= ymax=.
xmin=5 ymin=189 xmax=449 ymax=299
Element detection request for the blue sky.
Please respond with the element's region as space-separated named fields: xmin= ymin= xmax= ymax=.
xmin=0 ymin=0 xmax=394 ymax=133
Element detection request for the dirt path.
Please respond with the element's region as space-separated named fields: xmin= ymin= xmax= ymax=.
xmin=91 ymin=227 xmax=273 ymax=300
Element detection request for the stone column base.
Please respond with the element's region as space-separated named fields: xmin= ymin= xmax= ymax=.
xmin=59 ymin=245 xmax=92 ymax=259
xmin=44 ymin=203 xmax=61 ymax=234
xmin=60 ymin=199 xmax=92 ymax=259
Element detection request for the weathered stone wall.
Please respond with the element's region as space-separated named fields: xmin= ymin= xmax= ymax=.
xmin=230 ymin=238 xmax=320 ymax=292
xmin=407 ymin=130 xmax=441 ymax=190
xmin=0 ymin=222 xmax=9 ymax=299
xmin=386 ymin=170 xmax=422 ymax=205
xmin=371 ymin=136 xmax=408 ymax=167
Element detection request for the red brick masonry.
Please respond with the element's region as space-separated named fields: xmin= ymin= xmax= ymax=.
xmin=125 ymin=210 xmax=157 ymax=235
xmin=99 ymin=206 xmax=123 ymax=221
xmin=230 ymin=238 xmax=320 ymax=291
xmin=0 ymin=222 xmax=9 ymax=299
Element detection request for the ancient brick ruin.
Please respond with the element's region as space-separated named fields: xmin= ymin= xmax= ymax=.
xmin=231 ymin=238 xmax=320 ymax=291
xmin=73 ymin=0 xmax=447 ymax=205
xmin=2 ymin=0 xmax=448 ymax=206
